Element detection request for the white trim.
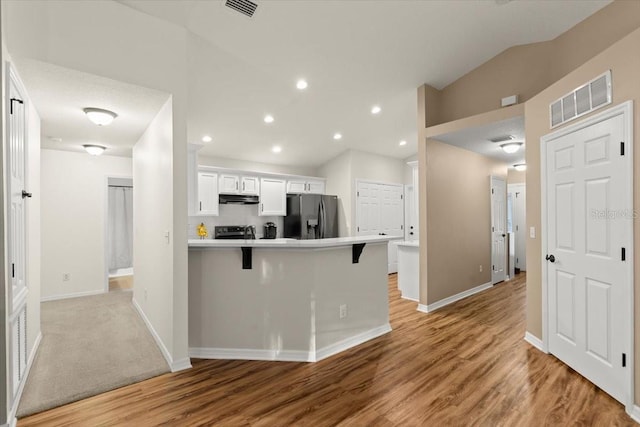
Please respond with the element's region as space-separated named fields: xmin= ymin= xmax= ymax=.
xmin=40 ymin=289 xmax=104 ymax=302
xmin=417 ymin=281 xmax=493 ymax=313
xmin=170 ymin=358 xmax=192 ymax=372
xmin=132 ymin=298 xmax=180 ymax=372
xmin=627 ymin=405 xmax=640 ymax=424
xmin=524 ymin=332 xmax=547 ymax=353
xmin=7 ymin=332 xmax=42 ymax=426
xmin=315 ymin=323 xmax=392 ymax=362
xmin=400 ymin=296 xmax=419 ymax=302
xmin=540 ymin=100 xmax=634 ymax=411
xmin=190 ymin=323 xmax=392 ymax=363
xmin=490 ymin=175 xmax=507 ymax=285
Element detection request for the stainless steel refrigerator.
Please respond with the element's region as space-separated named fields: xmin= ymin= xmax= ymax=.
xmin=284 ymin=194 xmax=338 ymax=239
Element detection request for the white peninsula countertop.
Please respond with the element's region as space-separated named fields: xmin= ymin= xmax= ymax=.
xmin=188 ymin=235 xmax=397 ymax=248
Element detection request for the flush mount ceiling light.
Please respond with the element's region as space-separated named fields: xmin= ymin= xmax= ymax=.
xmin=514 ymin=163 xmax=527 ymax=171
xmin=83 ymin=144 xmax=106 ymax=156
xmin=264 ymin=114 xmax=274 ymax=124
xmin=500 ymin=142 xmax=523 ymax=154
xmin=333 ymin=133 xmax=342 ymax=140
xmin=371 ymin=105 xmax=382 ymax=115
xmin=83 ymin=108 xmax=117 ymax=126
xmin=399 ymin=140 xmax=407 ymax=146
xmin=272 ymin=145 xmax=282 ymax=153
xmin=202 ymin=135 xmax=212 ymax=143
xmin=296 ymin=79 xmax=308 ymax=90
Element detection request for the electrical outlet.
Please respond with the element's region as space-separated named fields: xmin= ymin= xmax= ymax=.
xmin=62 ymin=273 xmax=70 ymax=281
xmin=479 ymin=265 xmax=483 ymax=272
xmin=339 ymin=304 xmax=347 ymax=319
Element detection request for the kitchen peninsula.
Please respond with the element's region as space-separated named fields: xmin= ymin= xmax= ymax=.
xmin=188 ymin=235 xmax=394 ymax=362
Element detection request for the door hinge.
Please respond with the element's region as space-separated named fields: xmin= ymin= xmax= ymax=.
xmin=357 ymin=226 xmax=360 ymax=232
xmin=12 ymin=263 xmax=15 ymax=278
xmin=623 ymin=353 xmax=627 ymax=367
xmin=516 ymin=257 xmax=519 ymax=264
xmin=516 ymin=225 xmax=519 ymax=231
xmin=401 ymin=225 xmax=403 ymax=230
xmin=357 ymin=191 xmax=359 ymax=197
xmin=401 ymin=194 xmax=403 ymax=200
xmin=622 ymin=247 xmax=626 ymax=261
xmin=620 ymin=142 xmax=625 ymax=156
xmin=492 ymin=265 xmax=495 ymax=271
xmin=491 ymin=188 xmax=494 ymax=194
xmin=10 ymin=98 xmax=23 ymax=114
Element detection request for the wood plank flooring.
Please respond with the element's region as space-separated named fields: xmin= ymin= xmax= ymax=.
xmin=108 ymin=275 xmax=133 ymax=292
xmin=19 ymin=273 xmax=635 ymax=426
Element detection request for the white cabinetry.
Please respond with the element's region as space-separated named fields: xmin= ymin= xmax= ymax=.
xmin=260 ymin=178 xmax=286 ymax=216
xmin=198 ymin=171 xmax=219 ymax=216
xmin=286 ymin=179 xmax=325 ymax=194
xmin=219 ymin=174 xmax=260 ymax=195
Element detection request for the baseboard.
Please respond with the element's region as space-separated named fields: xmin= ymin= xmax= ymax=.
xmin=416 ymin=282 xmax=493 ymax=313
xmin=190 ymin=323 xmax=393 ymax=363
xmin=132 ymin=298 xmax=176 ymax=371
xmin=627 ymin=405 xmax=640 ymax=423
xmin=315 ymin=323 xmax=392 ymax=362
xmin=400 ymin=295 xmax=419 ymax=302
xmin=170 ymin=358 xmax=192 ymax=372
xmin=524 ymin=332 xmax=547 ymax=353
xmin=8 ymin=331 xmax=42 ymax=424
xmin=189 ymin=347 xmax=314 ymax=362
xmin=41 ymin=289 xmax=104 ymax=302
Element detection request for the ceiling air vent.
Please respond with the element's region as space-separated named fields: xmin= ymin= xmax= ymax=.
xmin=488 ymin=135 xmax=515 ymax=143
xmin=550 ymin=70 xmax=611 ymax=128
xmin=226 ymin=0 xmax=258 ymax=17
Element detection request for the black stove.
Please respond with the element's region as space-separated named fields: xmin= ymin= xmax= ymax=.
xmin=214 ymin=226 xmax=255 ymax=240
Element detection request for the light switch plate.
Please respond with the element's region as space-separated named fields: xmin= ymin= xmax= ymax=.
xmin=529 ymin=227 xmax=536 ymax=239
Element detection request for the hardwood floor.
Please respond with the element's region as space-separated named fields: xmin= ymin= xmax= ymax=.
xmin=108 ymin=275 xmax=133 ymax=292
xmin=19 ymin=273 xmax=635 ymax=426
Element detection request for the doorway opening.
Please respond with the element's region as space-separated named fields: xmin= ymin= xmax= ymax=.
xmin=106 ymin=177 xmax=134 ymax=292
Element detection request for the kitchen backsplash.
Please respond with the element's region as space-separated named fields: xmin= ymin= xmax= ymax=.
xmin=188 ymin=204 xmax=284 ymax=239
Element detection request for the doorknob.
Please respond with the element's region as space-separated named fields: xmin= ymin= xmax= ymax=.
xmin=21 ymin=190 xmax=32 ymax=199
xmin=502 ymin=234 xmax=506 ymax=237
xmin=545 ymin=254 xmax=556 ymax=263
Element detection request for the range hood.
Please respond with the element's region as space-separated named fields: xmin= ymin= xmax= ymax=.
xmin=219 ymin=194 xmax=259 ymax=205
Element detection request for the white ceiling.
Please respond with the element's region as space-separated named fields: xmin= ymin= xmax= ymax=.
xmin=16 ymin=59 xmax=170 ymax=157
xmin=432 ymin=116 xmax=526 ymax=167
xmin=12 ymin=0 xmax=610 ymax=166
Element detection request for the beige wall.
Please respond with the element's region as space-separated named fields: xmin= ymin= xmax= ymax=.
xmin=507 ymin=168 xmax=526 ymax=184
xmin=524 ymin=27 xmax=640 ymax=402
xmin=318 ymin=150 xmax=352 ymax=237
xmin=431 ymin=0 xmax=640 ymax=125
xmin=41 ymin=149 xmax=132 ymax=300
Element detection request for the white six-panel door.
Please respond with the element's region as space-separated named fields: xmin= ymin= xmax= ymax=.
xmin=544 ymin=105 xmax=632 ymax=405
xmin=491 ymin=177 xmax=507 ymax=284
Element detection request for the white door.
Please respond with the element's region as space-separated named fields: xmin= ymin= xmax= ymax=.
xmin=512 ymin=184 xmax=526 ymax=271
xmin=544 ymin=108 xmax=632 ymax=404
xmin=240 ymin=176 xmax=259 ymax=195
xmin=219 ymin=174 xmax=239 ymax=194
xmin=355 ymin=182 xmax=380 ymax=235
xmin=198 ymin=172 xmax=219 ymax=215
xmin=260 ymin=178 xmax=286 ymax=216
xmin=491 ymin=176 xmax=507 ymax=284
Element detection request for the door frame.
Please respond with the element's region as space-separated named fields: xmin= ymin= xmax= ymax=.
xmin=103 ymin=175 xmax=134 ymax=293
xmin=540 ymin=100 xmax=634 ymax=410
xmin=490 ymin=176 xmax=507 ymax=284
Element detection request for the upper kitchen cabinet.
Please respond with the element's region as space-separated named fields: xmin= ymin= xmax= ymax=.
xmin=260 ymin=177 xmax=286 ymax=216
xmin=198 ymin=171 xmax=219 ymax=216
xmin=286 ymin=179 xmax=325 ymax=194
xmin=219 ymin=174 xmax=260 ymax=195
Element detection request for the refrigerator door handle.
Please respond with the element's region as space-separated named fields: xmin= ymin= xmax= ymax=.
xmin=320 ymin=199 xmax=326 ymax=238
xmin=318 ymin=199 xmax=324 ymax=239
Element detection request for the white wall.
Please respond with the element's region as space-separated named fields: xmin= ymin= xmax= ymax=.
xmin=404 ymin=153 xmax=418 ymax=185
xmin=199 ymin=155 xmax=318 ymax=177
xmin=40 ymin=149 xmax=132 ymax=300
xmin=317 ymin=150 xmax=352 ymax=237
xmin=350 ymin=149 xmax=405 ymax=185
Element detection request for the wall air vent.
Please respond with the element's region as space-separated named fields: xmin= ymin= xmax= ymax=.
xmin=550 ymin=70 xmax=612 ymax=128
xmin=226 ymin=0 xmax=258 ymax=17
xmin=488 ymin=135 xmax=515 ymax=143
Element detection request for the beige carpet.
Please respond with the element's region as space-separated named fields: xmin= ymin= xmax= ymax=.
xmin=17 ymin=291 xmax=170 ymax=418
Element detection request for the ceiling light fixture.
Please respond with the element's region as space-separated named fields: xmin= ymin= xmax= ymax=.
xmin=83 ymin=144 xmax=106 ymax=156
xmin=333 ymin=133 xmax=342 ymax=140
xmin=371 ymin=105 xmax=381 ymax=115
xmin=514 ymin=163 xmax=527 ymax=172
xmin=83 ymin=108 xmax=117 ymax=126
xmin=399 ymin=140 xmax=407 ymax=146
xmin=272 ymin=145 xmax=282 ymax=153
xmin=296 ymin=79 xmax=308 ymax=90
xmin=202 ymin=135 xmax=212 ymax=143
xmin=500 ymin=142 xmax=523 ymax=154
xmin=264 ymin=114 xmax=274 ymax=124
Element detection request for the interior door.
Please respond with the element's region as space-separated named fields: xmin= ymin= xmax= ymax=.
xmin=512 ymin=184 xmax=526 ymax=271
xmin=356 ymin=182 xmax=380 ymax=235
xmin=491 ymin=176 xmax=507 ymax=284
xmin=545 ymin=111 xmax=631 ymax=404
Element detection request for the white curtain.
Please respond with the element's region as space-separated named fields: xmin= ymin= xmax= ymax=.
xmin=108 ymin=186 xmax=133 ymax=270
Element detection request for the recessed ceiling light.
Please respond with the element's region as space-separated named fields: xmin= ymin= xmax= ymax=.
xmin=83 ymin=144 xmax=106 ymax=156
xmin=264 ymin=114 xmax=274 ymax=124
xmin=296 ymin=79 xmax=308 ymax=90
xmin=514 ymin=163 xmax=527 ymax=171
xmin=371 ymin=105 xmax=381 ymax=115
xmin=399 ymin=140 xmax=407 ymax=146
xmin=83 ymin=108 xmax=117 ymax=126
xmin=272 ymin=145 xmax=282 ymax=153
xmin=333 ymin=133 xmax=342 ymax=140
xmin=500 ymin=142 xmax=523 ymax=154
xmin=202 ymin=135 xmax=212 ymax=143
